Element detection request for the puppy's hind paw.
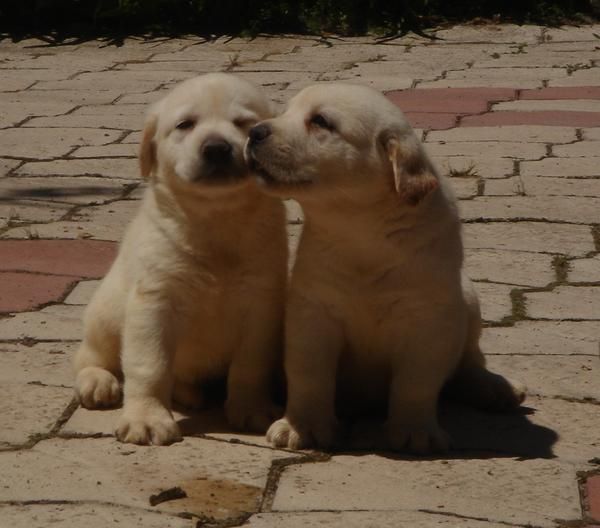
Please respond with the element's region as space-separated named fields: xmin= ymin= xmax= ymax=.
xmin=76 ymin=367 xmax=121 ymax=409
xmin=486 ymin=375 xmax=527 ymax=411
xmin=453 ymin=367 xmax=527 ymax=412
xmin=266 ymin=416 xmax=338 ymax=450
xmin=267 ymin=418 xmax=305 ymax=449
xmin=226 ymin=398 xmax=283 ymax=434
xmin=387 ymin=422 xmax=450 ymax=455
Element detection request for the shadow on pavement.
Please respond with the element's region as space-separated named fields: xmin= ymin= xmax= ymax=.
xmin=1 ymin=185 xmax=129 ymax=201
xmin=175 ymin=400 xmax=558 ymax=460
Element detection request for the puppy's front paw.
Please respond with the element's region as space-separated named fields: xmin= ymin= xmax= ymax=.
xmin=115 ymin=404 xmax=182 ymax=446
xmin=76 ymin=367 xmax=121 ymax=409
xmin=225 ymin=397 xmax=283 ymax=434
xmin=387 ymin=421 xmax=450 ymax=454
xmin=266 ymin=416 xmax=337 ymax=450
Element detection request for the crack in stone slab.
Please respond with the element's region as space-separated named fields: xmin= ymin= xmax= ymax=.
xmin=418 ymin=508 xmax=546 ymax=528
xmin=259 ymin=453 xmax=331 ymax=513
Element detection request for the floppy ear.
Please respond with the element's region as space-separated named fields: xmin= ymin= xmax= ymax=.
xmin=139 ymin=110 xmax=159 ymax=179
xmin=385 ymin=133 xmax=439 ymax=206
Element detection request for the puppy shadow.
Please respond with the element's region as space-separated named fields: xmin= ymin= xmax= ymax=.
xmin=173 ymin=380 xmax=270 ymax=444
xmin=173 ymin=398 xmax=558 ymax=461
xmin=340 ymin=401 xmax=558 ymax=461
xmin=176 ymin=406 xmax=231 ymax=436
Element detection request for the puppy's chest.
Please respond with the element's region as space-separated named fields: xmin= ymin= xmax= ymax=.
xmin=171 ymin=271 xmax=252 ymax=371
xmin=332 ymin=275 xmax=425 ymax=348
xmin=172 ymin=266 xmax=251 ymax=322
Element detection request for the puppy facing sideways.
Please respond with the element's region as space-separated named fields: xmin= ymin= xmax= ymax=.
xmin=245 ymin=83 xmax=526 ymax=454
xmin=74 ymin=74 xmax=288 ymax=445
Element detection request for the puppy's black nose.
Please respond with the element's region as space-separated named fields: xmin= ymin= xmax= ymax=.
xmin=203 ymin=138 xmax=232 ymax=164
xmin=249 ymin=123 xmax=272 ymax=145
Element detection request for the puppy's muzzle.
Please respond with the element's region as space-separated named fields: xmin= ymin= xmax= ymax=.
xmin=248 ymin=123 xmax=272 ymax=146
xmin=202 ymin=137 xmax=233 ymax=166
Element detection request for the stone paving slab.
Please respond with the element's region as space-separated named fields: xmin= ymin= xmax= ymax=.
xmin=1 ymin=200 xmax=140 ymax=240
xmin=0 ymin=437 xmax=290 ymax=520
xmin=0 ymin=384 xmax=74 ymax=448
xmin=0 ymin=128 xmax=122 ymax=158
xmin=434 ymin=24 xmax=543 ymax=43
xmin=0 ymin=503 xmax=192 ymax=528
xmin=570 ymin=254 xmax=600 ymax=283
xmin=583 ymin=127 xmax=600 ymax=140
xmin=15 ymin=158 xmax=139 ymax=179
xmin=520 ymin=174 xmax=600 ymax=198
xmin=425 ymin=140 xmax=545 ymax=159
xmin=465 ymin=249 xmax=554 ymax=287
xmin=63 ymin=279 xmax=100 ymax=305
xmin=463 ymin=222 xmax=596 ymax=256
xmin=426 ymin=125 xmax=578 ymax=143
xmin=0 ymin=304 xmax=84 ymax=341
xmin=1 ymin=27 xmax=600 ymax=528
xmin=432 ymin=155 xmax=514 ymax=178
xmin=471 ymin=282 xmax=513 ymax=323
xmin=460 ymin=195 xmax=600 ymax=223
xmin=553 ymin=140 xmax=600 ymax=157
xmin=550 ymin=69 xmax=600 ymax=87
xmin=0 ymin=341 xmax=76 ymax=387
xmin=487 ymin=354 xmax=599 ymax=401
xmin=482 ymin=320 xmax=600 ymax=356
xmin=521 ymin=157 xmax=600 ymax=177
xmin=525 ymin=286 xmax=600 ymax=320
xmin=272 ymin=455 xmax=581 ymax=526
xmin=247 ymin=512 xmax=514 ymax=527
xmin=0 ymin=200 xmax=73 ymax=229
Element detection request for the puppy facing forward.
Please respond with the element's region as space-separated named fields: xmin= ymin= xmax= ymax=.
xmin=74 ymin=73 xmax=288 ymax=445
xmin=245 ymin=83 xmax=526 ymax=454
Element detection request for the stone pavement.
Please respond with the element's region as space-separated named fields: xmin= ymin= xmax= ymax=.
xmin=1 ymin=24 xmax=599 ymax=527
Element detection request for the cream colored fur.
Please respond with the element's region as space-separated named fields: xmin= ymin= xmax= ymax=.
xmin=74 ymin=74 xmax=287 ymax=445
xmin=245 ymin=83 xmax=526 ymax=454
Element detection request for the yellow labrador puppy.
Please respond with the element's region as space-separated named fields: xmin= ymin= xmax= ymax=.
xmin=74 ymin=74 xmax=287 ymax=445
xmin=245 ymin=83 xmax=525 ymax=454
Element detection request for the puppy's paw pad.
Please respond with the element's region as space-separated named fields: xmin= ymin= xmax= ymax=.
xmin=388 ymin=423 xmax=450 ymax=454
xmin=76 ymin=367 xmax=121 ymax=409
xmin=115 ymin=411 xmax=181 ymax=446
xmin=226 ymin=399 xmax=283 ymax=434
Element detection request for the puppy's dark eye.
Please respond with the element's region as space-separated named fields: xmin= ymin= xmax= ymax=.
xmin=175 ymin=119 xmax=195 ymax=131
xmin=310 ymin=113 xmax=334 ymax=131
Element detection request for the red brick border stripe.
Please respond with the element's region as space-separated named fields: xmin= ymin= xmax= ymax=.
xmin=460 ymin=111 xmax=600 ymax=128
xmin=586 ymin=475 xmax=600 ymax=523
xmin=0 ymin=239 xmax=117 ymax=278
xmin=386 ymin=87 xmax=517 ymax=113
xmin=0 ymin=271 xmax=77 ymax=313
xmin=386 ymin=86 xmax=600 ymax=130
xmin=0 ymin=240 xmax=117 ymax=313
